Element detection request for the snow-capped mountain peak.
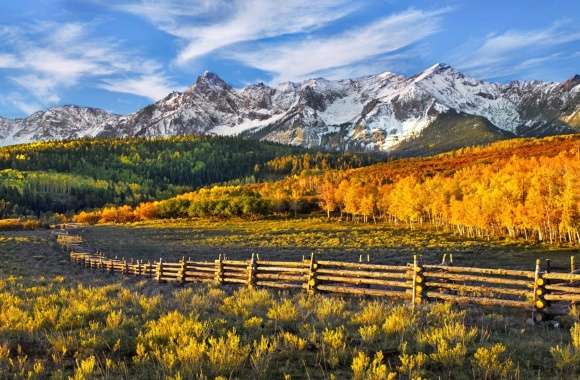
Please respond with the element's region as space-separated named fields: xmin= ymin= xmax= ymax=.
xmin=193 ymin=71 xmax=231 ymax=92
xmin=0 ymin=64 xmax=578 ymax=151
xmin=412 ymin=62 xmax=456 ymax=82
xmin=561 ymin=74 xmax=580 ymax=92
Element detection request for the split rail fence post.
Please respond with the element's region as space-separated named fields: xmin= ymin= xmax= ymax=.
xmin=532 ymin=259 xmax=547 ymax=323
xmin=543 ymin=259 xmax=551 ymax=311
xmin=411 ymin=255 xmax=425 ymax=309
xmin=215 ymin=255 xmax=224 ymax=285
xmin=571 ymin=256 xmax=576 ymax=284
xmin=178 ymin=257 xmax=187 ymax=284
xmin=247 ymin=253 xmax=257 ymax=288
xmin=156 ymin=258 xmax=164 ymax=283
xmin=306 ymin=253 xmax=318 ymax=294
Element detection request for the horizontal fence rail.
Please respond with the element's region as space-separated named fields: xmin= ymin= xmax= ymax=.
xmin=55 ymin=232 xmax=580 ymax=321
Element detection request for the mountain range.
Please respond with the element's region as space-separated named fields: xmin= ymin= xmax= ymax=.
xmin=1 ymin=64 xmax=578 ymax=153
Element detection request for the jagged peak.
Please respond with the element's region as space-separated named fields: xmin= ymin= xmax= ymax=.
xmin=412 ymin=63 xmax=460 ymax=82
xmin=243 ymin=81 xmax=272 ymax=90
xmin=24 ymin=105 xmax=115 ymax=119
xmin=275 ymin=81 xmax=300 ymax=92
xmin=376 ymin=70 xmax=396 ymax=79
xmin=423 ymin=62 xmax=454 ymax=74
xmin=55 ymin=104 xmax=112 ymax=113
xmin=193 ymin=71 xmax=231 ymax=91
xmin=561 ymin=74 xmax=580 ymax=91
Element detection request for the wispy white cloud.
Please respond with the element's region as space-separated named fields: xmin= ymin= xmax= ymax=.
xmin=0 ymin=54 xmax=21 ymax=69
xmin=50 ymin=22 xmax=88 ymax=46
xmin=301 ymin=53 xmax=412 ymax=81
xmin=106 ymin=2 xmax=450 ymax=83
xmin=514 ymin=53 xmax=562 ymax=71
xmin=0 ymin=21 xmax=179 ymax=109
xmin=1 ymin=93 xmax=42 ymax=115
xmin=114 ymin=0 xmax=231 ymax=26
xmin=113 ymin=0 xmax=358 ymax=65
xmin=455 ymin=22 xmax=580 ymax=79
xmin=228 ymin=8 xmax=448 ymax=83
xmin=100 ymin=73 xmax=184 ymax=100
xmin=12 ymin=74 xmax=63 ymax=103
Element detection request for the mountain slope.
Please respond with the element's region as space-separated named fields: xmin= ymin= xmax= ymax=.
xmin=0 ymin=106 xmax=121 ymax=146
xmin=1 ymin=64 xmax=578 ymax=152
xmin=392 ymin=111 xmax=514 ymax=157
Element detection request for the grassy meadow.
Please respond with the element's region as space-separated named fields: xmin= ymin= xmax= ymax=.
xmin=82 ymin=217 xmax=578 ymax=271
xmin=1 ymin=224 xmax=580 ymax=379
xmin=0 ymin=134 xmax=578 ymax=379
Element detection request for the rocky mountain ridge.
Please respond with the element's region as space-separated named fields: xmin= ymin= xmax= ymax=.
xmin=1 ymin=64 xmax=578 ymax=152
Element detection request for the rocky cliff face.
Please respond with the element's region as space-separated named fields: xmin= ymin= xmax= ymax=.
xmin=1 ymin=64 xmax=578 ymax=152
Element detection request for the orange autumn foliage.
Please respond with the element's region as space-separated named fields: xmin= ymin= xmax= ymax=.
xmin=74 ymin=135 xmax=580 ymax=244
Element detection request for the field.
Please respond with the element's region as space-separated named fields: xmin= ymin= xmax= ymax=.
xmin=0 ymin=135 xmax=578 ymax=379
xmin=2 ymin=222 xmax=580 ymax=379
xmin=81 ymin=218 xmax=578 ymax=271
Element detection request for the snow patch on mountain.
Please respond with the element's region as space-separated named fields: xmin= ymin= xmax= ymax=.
xmin=319 ymin=93 xmax=363 ymax=125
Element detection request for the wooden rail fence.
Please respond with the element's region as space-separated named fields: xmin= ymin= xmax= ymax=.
xmin=55 ymin=232 xmax=580 ymax=321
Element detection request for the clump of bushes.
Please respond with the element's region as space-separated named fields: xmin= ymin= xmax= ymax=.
xmin=0 ymin=212 xmax=69 ymax=230
xmin=1 ymin=275 xmax=576 ymax=378
xmin=0 ymin=218 xmax=41 ymax=231
xmin=73 ymin=186 xmax=274 ymax=224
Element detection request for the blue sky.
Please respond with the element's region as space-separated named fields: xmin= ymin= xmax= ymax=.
xmin=0 ymin=0 xmax=579 ymax=118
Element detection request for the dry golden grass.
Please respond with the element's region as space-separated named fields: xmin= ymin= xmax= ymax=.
xmin=1 ymin=229 xmax=579 ymax=378
xmin=81 ymin=217 xmax=578 ymax=271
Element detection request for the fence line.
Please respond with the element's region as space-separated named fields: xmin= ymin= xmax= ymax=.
xmin=55 ymin=232 xmax=580 ymax=322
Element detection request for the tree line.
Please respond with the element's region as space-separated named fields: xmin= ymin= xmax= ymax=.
xmin=0 ymin=135 xmax=377 ymax=217
xmin=76 ymin=135 xmax=580 ymax=245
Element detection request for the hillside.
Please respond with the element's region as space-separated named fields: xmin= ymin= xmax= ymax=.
xmin=1 ymin=64 xmax=578 ymax=153
xmin=392 ymin=111 xmax=514 ymax=157
xmin=79 ymin=135 xmax=580 ymax=245
xmin=332 ymin=133 xmax=580 ymax=182
xmin=0 ymin=135 xmax=379 ymax=216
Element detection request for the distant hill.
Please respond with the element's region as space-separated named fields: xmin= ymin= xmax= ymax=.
xmin=0 ymin=135 xmax=379 ymax=216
